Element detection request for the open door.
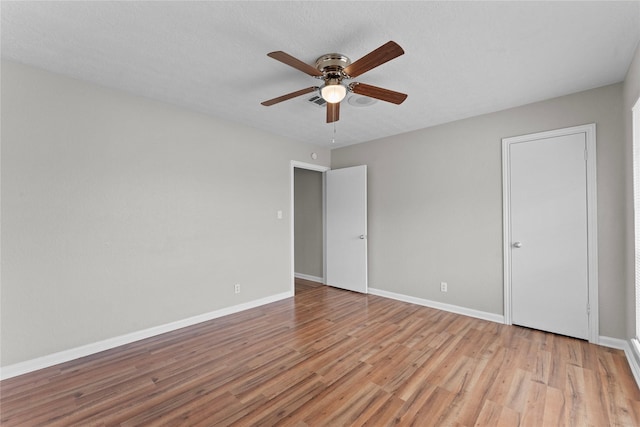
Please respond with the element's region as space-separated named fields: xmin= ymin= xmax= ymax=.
xmin=326 ymin=165 xmax=368 ymax=293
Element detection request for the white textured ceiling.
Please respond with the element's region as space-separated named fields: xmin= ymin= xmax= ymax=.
xmin=2 ymin=1 xmax=639 ymax=148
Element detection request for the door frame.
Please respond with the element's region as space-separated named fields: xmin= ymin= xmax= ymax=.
xmin=502 ymin=123 xmax=599 ymax=343
xmin=290 ymin=161 xmax=330 ymax=294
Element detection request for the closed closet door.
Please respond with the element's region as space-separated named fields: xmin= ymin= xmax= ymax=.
xmin=507 ymin=130 xmax=590 ymax=340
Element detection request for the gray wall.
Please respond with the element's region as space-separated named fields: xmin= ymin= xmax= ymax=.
xmin=294 ymin=168 xmax=323 ymax=279
xmin=0 ymin=61 xmax=330 ymax=366
xmin=332 ymin=83 xmax=626 ymax=338
xmin=624 ymin=43 xmax=640 ymax=338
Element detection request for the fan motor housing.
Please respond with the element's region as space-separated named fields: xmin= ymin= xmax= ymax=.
xmin=315 ymin=53 xmax=351 ymax=77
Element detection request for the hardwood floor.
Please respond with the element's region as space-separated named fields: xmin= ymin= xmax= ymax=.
xmin=2 ymin=278 xmax=640 ymax=426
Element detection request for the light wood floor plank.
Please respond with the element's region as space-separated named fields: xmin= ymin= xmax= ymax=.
xmin=1 ymin=278 xmax=638 ymax=426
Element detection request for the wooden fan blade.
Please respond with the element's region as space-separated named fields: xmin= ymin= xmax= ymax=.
xmin=350 ymin=83 xmax=407 ymax=105
xmin=343 ymin=41 xmax=404 ymax=78
xmin=261 ymin=87 xmax=318 ymax=106
xmin=267 ymin=51 xmax=323 ymax=77
xmin=326 ymin=102 xmax=340 ymax=123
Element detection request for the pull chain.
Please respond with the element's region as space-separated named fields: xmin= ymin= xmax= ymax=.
xmin=331 ymin=122 xmax=336 ymax=144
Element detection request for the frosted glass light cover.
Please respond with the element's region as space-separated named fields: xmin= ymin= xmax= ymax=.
xmin=321 ymin=84 xmax=347 ymax=103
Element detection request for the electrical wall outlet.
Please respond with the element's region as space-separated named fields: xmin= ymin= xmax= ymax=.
xmin=440 ymin=282 xmax=448 ymax=292
xmin=234 ymin=283 xmax=241 ymax=294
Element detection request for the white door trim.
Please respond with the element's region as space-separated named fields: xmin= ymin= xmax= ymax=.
xmin=502 ymin=123 xmax=599 ymax=343
xmin=290 ymin=161 xmax=330 ymax=294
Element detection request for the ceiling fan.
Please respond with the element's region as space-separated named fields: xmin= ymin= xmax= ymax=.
xmin=261 ymin=41 xmax=408 ymax=123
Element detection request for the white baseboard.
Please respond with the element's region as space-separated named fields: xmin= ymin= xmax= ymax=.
xmin=368 ymin=287 xmax=504 ymax=324
xmin=294 ymin=273 xmax=324 ymax=283
xmin=0 ymin=291 xmax=293 ymax=380
xmin=598 ymin=335 xmax=627 ymax=350
xmin=628 ymin=339 xmax=640 ymax=389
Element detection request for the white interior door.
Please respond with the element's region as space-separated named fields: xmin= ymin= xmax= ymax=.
xmin=326 ymin=165 xmax=368 ymax=293
xmin=507 ymin=131 xmax=590 ymax=339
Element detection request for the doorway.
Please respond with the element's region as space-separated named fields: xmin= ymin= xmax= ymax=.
xmin=290 ymin=161 xmax=369 ymax=296
xmin=294 ymin=167 xmax=325 ymax=285
xmin=502 ymin=124 xmax=598 ymax=342
xmin=291 ymin=161 xmax=329 ymax=294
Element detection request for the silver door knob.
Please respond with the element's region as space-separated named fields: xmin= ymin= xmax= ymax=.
xmin=359 ymin=235 xmax=366 ymax=240
xmin=513 ymin=241 xmax=522 ymax=248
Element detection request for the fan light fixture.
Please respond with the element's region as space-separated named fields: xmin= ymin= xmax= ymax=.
xmin=321 ymin=80 xmax=347 ymax=104
xmin=261 ymin=41 xmax=407 ymax=124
